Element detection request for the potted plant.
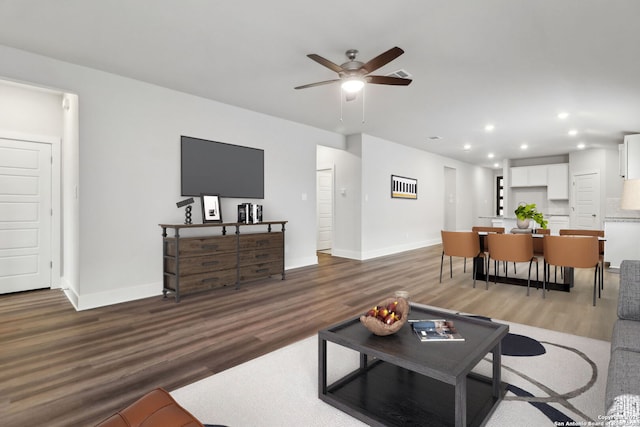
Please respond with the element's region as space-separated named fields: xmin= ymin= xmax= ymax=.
xmin=514 ymin=202 xmax=548 ymax=229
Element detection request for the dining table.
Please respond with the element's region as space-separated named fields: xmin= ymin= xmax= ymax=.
xmin=474 ymin=231 xmax=605 ymax=292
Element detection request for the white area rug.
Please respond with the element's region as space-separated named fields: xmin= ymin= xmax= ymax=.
xmin=172 ymin=320 xmax=610 ymax=427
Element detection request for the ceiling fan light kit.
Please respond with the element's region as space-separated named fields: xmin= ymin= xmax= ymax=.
xmin=341 ymin=77 xmax=365 ymax=93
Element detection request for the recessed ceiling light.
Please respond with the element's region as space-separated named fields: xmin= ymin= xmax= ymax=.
xmin=520 ymin=144 xmax=528 ymax=150
xmin=568 ymin=129 xmax=578 ymax=136
xmin=493 ymin=162 xmax=500 ymax=168
xmin=558 ymin=112 xmax=569 ymax=120
xmin=485 ymin=124 xmax=495 ymax=132
xmin=577 ymin=142 xmax=586 ymax=149
xmin=488 ymin=153 xmax=495 ymax=159
xmin=463 ymin=144 xmax=471 ymax=151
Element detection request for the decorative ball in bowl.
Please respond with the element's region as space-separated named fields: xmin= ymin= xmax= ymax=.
xmin=359 ymin=296 xmax=409 ymax=336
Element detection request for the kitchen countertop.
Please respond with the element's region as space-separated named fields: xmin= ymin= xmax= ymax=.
xmin=604 ymin=217 xmax=640 ymax=222
xmin=478 ymin=215 xmax=569 ymax=220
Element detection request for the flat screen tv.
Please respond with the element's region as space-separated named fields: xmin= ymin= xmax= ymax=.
xmin=181 ymin=136 xmax=264 ymax=198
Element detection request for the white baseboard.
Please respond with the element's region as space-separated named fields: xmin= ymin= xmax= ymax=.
xmin=361 ymin=239 xmax=439 ymax=260
xmin=285 ymin=256 xmax=318 ymax=270
xmin=74 ymin=281 xmax=162 ymax=311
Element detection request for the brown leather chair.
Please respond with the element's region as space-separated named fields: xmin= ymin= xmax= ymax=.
xmin=471 ymin=226 xmax=505 ymax=272
xmin=543 ymin=235 xmax=601 ymax=306
xmin=440 ymin=230 xmax=485 ymax=288
xmin=532 ymin=228 xmax=550 ymax=257
xmin=95 ymin=388 xmax=205 ymax=427
xmin=486 ymin=233 xmax=539 ymax=293
xmin=559 ymin=229 xmax=605 ymax=290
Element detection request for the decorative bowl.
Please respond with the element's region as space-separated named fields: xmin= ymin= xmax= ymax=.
xmin=359 ymin=296 xmax=409 ymax=336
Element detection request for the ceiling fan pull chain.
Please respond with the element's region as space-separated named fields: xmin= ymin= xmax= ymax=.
xmin=339 ymin=87 xmax=344 ymax=122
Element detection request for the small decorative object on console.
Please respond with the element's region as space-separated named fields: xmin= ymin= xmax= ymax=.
xmin=360 ymin=296 xmax=409 ymax=336
xmin=176 ymin=198 xmax=195 ymax=224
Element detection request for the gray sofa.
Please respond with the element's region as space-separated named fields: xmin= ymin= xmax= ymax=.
xmin=605 ymin=260 xmax=640 ymax=424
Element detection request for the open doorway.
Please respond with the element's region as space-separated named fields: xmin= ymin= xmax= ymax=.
xmin=316 ymin=168 xmax=334 ymax=254
xmin=444 ymin=166 xmax=457 ymax=230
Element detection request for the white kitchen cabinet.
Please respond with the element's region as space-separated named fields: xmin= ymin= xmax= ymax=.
xmin=510 ymin=167 xmax=529 ymax=186
xmin=547 ymin=164 xmax=569 ymax=199
xmin=510 ymin=165 xmax=548 ymax=187
xmin=528 ymin=165 xmax=547 ymax=186
xmin=624 ymin=134 xmax=640 ymax=179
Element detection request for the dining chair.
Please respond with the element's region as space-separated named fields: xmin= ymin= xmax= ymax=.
xmin=532 ymin=228 xmax=551 ymax=282
xmin=559 ymin=229 xmax=605 ymax=291
xmin=440 ymin=230 xmax=485 ymax=288
xmin=471 ymin=226 xmax=505 ymax=273
xmin=542 ymin=235 xmax=601 ymax=306
xmin=486 ymin=233 xmax=539 ymax=293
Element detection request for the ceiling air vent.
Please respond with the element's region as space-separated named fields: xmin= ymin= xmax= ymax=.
xmin=386 ymin=69 xmax=412 ymax=79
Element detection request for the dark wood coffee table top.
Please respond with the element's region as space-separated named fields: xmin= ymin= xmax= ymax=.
xmin=319 ymin=303 xmax=509 ymax=427
xmin=320 ymin=303 xmax=508 ymax=383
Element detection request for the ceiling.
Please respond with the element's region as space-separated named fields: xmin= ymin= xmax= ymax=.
xmin=1 ymin=0 xmax=640 ymax=168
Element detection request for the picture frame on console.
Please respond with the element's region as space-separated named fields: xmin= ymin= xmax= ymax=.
xmin=200 ymin=194 xmax=222 ymax=223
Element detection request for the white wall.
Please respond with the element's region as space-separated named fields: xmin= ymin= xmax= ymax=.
xmin=318 ymin=133 xmax=494 ymax=260
xmin=0 ymin=82 xmax=63 ymax=135
xmin=0 ymin=44 xmax=343 ymax=309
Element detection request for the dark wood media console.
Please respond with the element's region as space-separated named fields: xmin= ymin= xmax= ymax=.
xmin=159 ymin=221 xmax=286 ymax=302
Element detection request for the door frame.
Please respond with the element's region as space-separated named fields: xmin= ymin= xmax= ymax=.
xmin=0 ymin=130 xmax=61 ymax=289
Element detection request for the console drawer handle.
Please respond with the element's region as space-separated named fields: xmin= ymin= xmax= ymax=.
xmin=201 ymin=261 xmax=219 ymax=267
xmin=256 ymin=268 xmax=269 ymax=274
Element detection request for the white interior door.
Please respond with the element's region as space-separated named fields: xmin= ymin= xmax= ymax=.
xmin=444 ymin=167 xmax=457 ymax=231
xmin=573 ymin=171 xmax=600 ymax=229
xmin=316 ymin=169 xmax=333 ymax=251
xmin=0 ymin=138 xmax=52 ymax=294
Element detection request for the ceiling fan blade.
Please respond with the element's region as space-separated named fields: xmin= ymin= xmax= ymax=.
xmin=307 ymin=54 xmax=344 ymax=73
xmin=362 ymin=47 xmax=404 ymax=73
xmin=294 ymin=79 xmax=341 ymax=90
xmin=366 ymin=75 xmax=412 ymax=86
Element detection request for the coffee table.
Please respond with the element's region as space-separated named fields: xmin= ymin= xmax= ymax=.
xmin=318 ymin=303 xmax=509 ymax=427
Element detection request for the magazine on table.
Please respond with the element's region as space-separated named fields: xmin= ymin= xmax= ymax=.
xmin=409 ymin=319 xmax=465 ymax=342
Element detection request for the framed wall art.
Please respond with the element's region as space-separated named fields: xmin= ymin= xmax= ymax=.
xmin=391 ymin=175 xmax=418 ymax=199
xmin=200 ymin=194 xmax=223 ymax=223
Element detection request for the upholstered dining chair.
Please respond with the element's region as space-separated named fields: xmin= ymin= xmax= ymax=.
xmin=542 ymin=235 xmax=601 ymax=306
xmin=471 ymin=226 xmax=505 ymax=273
xmin=559 ymin=229 xmax=605 ymax=290
xmin=486 ymin=233 xmax=539 ymax=293
xmin=440 ymin=230 xmax=485 ymax=288
xmin=532 ymin=228 xmax=551 ymax=281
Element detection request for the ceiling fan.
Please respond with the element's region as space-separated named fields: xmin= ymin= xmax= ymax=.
xmin=294 ymin=46 xmax=412 ymax=101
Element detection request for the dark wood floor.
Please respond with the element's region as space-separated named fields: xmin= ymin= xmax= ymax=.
xmin=0 ymin=244 xmax=618 ymax=426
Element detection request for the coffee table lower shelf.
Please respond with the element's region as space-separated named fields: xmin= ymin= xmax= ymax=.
xmin=320 ymin=360 xmax=507 ymax=427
